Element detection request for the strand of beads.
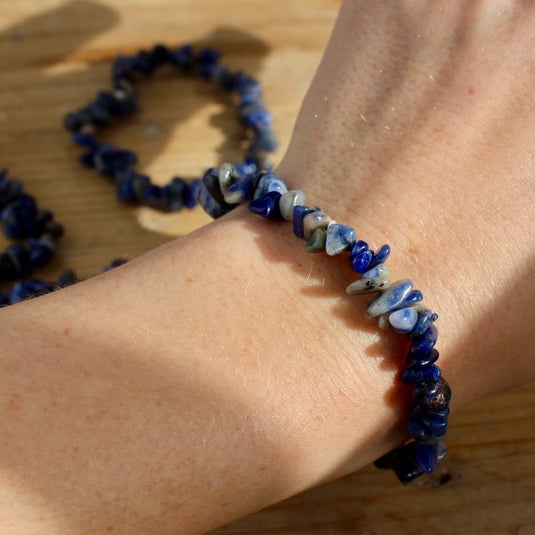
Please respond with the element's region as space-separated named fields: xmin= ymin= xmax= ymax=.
xmin=63 ymin=43 xmax=277 ymax=212
xmin=0 ymin=168 xmax=71 ymax=304
xmin=196 ymin=165 xmax=452 ymax=484
xmin=0 ymin=169 xmax=127 ymax=305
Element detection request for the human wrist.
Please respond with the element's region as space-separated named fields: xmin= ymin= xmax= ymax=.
xmin=271 ymin=0 xmax=535 ymax=410
xmin=0 ymin=212 xmax=409 ymax=533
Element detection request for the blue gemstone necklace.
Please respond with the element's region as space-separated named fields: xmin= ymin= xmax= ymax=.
xmin=0 ymin=43 xmax=450 ymax=485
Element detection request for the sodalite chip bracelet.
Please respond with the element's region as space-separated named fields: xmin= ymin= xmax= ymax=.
xmin=197 ymin=168 xmax=452 ymax=484
xmin=63 ymin=43 xmax=277 ymax=212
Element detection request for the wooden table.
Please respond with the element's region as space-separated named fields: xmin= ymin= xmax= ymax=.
xmin=1 ymin=1 xmax=534 ymax=533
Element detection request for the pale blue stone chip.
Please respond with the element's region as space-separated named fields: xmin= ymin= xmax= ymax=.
xmin=389 ymin=307 xmax=418 ymax=333
xmin=279 ymin=190 xmax=305 ymax=220
xmin=362 ymin=263 xmax=388 ymax=279
xmin=367 ymin=279 xmax=413 ymax=317
xmin=253 ymin=173 xmax=288 ymax=200
xmin=303 ymin=211 xmax=331 ymax=239
xmin=325 ymin=223 xmax=356 ymax=256
xmin=346 ymin=262 xmax=391 ymax=295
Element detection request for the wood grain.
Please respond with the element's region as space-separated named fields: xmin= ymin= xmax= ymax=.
xmin=0 ymin=1 xmax=533 ymax=534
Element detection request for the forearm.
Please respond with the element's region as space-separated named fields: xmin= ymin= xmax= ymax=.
xmin=0 ymin=209 xmax=408 ymax=534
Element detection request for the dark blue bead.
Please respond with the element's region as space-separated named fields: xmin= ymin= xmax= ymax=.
xmin=375 ymin=443 xmax=425 ymax=484
xmin=57 ymin=268 xmax=79 ymax=287
xmin=162 ymin=177 xmax=186 ymax=212
xmin=73 ymin=132 xmax=98 ymax=149
xmin=408 ymin=309 xmax=439 ymax=338
xmin=198 ymin=48 xmax=221 ymax=65
xmin=424 ymin=415 xmax=449 ymax=438
xmin=110 ymin=83 xmax=137 ymax=113
xmin=28 ymin=239 xmax=54 ymax=268
xmin=169 ymin=44 xmax=195 ymax=70
xmin=142 ymin=184 xmax=163 ymax=206
xmin=8 ymin=283 xmax=31 ymax=303
xmin=116 ymin=175 xmax=136 ymax=202
xmin=0 ymin=183 xmax=23 ymax=210
xmin=393 ymin=460 xmax=424 ymax=485
xmin=401 ymin=363 xmax=441 ymax=384
xmin=132 ymin=50 xmax=155 ymax=74
xmin=408 ymin=416 xmax=432 ymax=441
xmin=410 ymin=324 xmax=439 ymax=354
xmin=183 ymin=180 xmax=201 ymax=209
xmin=0 ymin=168 xmax=9 ymax=187
xmin=211 ymin=65 xmax=236 ymax=91
xmin=27 ymin=210 xmax=54 ymax=238
xmin=9 ymin=279 xmax=49 ymax=303
xmin=95 ymin=90 xmax=117 ymax=112
xmin=202 ymin=167 xmax=226 ymax=204
xmin=63 ymin=111 xmax=85 ymax=132
xmin=414 ymin=442 xmax=439 ymax=473
xmin=79 ymin=151 xmax=95 ymax=167
xmin=63 ymin=107 xmax=93 ymax=132
xmin=197 ymin=48 xmax=221 ymax=78
xmin=350 ymin=250 xmax=373 ymax=273
xmin=131 ymin=174 xmax=151 ymax=201
xmin=350 ymin=240 xmax=369 ymax=257
xmin=94 ymin=145 xmax=138 ymax=177
xmin=0 ymin=252 xmax=18 ymax=279
xmin=1 ymin=194 xmax=38 ymax=239
xmin=112 ymin=55 xmax=137 ymax=83
xmin=225 ymin=175 xmax=254 ymax=203
xmin=410 ymin=404 xmax=449 ymax=438
xmin=114 ymin=167 xmax=135 ymax=183
xmin=234 ymin=74 xmax=262 ymax=105
xmin=248 ymin=191 xmax=282 ymax=220
xmin=92 ymin=143 xmax=113 ymax=169
xmin=400 ymin=289 xmax=423 ymax=308
xmin=197 ymin=180 xmax=234 ymax=219
xmin=0 ymin=174 xmax=22 ymax=199
xmin=5 ymin=244 xmax=31 ymax=277
xmin=102 ymin=258 xmax=128 ymax=272
xmin=239 ymin=101 xmax=265 ymax=123
xmin=199 ymin=63 xmax=217 ymax=79
xmin=407 ymin=347 xmax=439 ymax=367
xmin=245 ymin=109 xmax=272 ymax=131
xmin=250 ymin=130 xmax=278 ymax=152
xmin=369 ymin=244 xmax=390 ymax=268
xmin=86 ymin=101 xmax=112 ymax=126
xmin=98 ymin=90 xmax=134 ymax=118
xmin=151 ymin=44 xmax=170 ymax=67
xmin=234 ymin=159 xmax=258 ymax=177
xmin=373 ymin=448 xmax=396 ymax=470
xmin=29 ymin=279 xmax=50 ymax=295
xmin=293 ymin=206 xmax=319 ymax=238
xmin=233 ymin=73 xmax=256 ymax=91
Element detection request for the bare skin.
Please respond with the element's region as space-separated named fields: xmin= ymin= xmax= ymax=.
xmin=0 ymin=1 xmax=534 ymax=533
